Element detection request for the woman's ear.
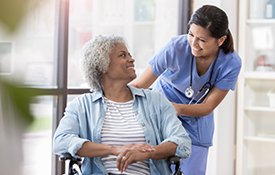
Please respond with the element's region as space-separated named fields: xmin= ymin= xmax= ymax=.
xmin=218 ymin=35 xmax=227 ymax=47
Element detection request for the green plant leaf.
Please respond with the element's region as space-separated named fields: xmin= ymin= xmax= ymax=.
xmin=0 ymin=0 xmax=30 ymax=32
xmin=0 ymin=79 xmax=44 ymax=125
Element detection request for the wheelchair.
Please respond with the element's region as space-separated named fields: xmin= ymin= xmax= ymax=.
xmin=59 ymin=153 xmax=183 ymax=175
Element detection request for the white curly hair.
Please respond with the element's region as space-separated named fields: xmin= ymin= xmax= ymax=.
xmin=81 ymin=35 xmax=126 ymax=90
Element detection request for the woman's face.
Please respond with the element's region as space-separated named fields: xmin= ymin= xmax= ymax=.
xmin=106 ymin=43 xmax=136 ymax=82
xmin=188 ymin=24 xmax=225 ymax=59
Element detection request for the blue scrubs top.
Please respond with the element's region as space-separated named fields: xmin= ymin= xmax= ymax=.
xmin=149 ymin=34 xmax=241 ymax=147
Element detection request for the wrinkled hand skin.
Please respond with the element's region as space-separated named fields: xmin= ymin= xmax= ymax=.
xmin=112 ymin=143 xmax=155 ymax=173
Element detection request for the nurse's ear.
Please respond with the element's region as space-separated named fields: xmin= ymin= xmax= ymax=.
xmin=218 ymin=35 xmax=227 ymax=47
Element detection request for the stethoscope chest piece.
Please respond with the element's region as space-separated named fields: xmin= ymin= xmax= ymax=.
xmin=184 ymin=53 xmax=219 ymax=103
xmin=185 ymin=86 xmax=194 ymax=98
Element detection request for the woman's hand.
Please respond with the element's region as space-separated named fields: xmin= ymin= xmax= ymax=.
xmin=113 ymin=143 xmax=155 ymax=173
xmin=116 ymin=146 xmax=152 ymax=173
xmin=112 ymin=143 xmax=155 ymax=155
xmin=127 ymin=143 xmax=155 ymax=152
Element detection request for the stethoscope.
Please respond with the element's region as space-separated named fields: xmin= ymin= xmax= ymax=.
xmin=185 ymin=54 xmax=218 ymax=104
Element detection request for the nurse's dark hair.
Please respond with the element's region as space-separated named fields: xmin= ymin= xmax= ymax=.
xmin=188 ymin=5 xmax=234 ymax=54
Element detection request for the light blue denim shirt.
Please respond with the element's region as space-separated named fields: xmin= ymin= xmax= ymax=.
xmin=53 ymin=85 xmax=191 ymax=175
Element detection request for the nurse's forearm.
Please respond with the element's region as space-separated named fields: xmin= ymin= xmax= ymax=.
xmin=173 ymin=103 xmax=213 ymax=117
xmin=131 ymin=66 xmax=157 ymax=88
xmin=173 ymin=88 xmax=228 ymax=116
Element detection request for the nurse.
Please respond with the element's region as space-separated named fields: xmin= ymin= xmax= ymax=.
xmin=132 ymin=5 xmax=242 ymax=175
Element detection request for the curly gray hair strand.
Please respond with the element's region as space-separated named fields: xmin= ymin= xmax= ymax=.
xmin=81 ymin=35 xmax=126 ymax=90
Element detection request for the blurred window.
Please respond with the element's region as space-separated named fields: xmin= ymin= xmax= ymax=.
xmin=0 ymin=0 xmax=183 ymax=174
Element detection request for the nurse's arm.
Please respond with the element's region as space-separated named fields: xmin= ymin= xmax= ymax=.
xmin=131 ymin=66 xmax=157 ymax=88
xmin=173 ymin=87 xmax=228 ymax=117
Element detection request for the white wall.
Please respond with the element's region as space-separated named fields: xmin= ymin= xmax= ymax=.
xmin=192 ymin=1 xmax=238 ymax=175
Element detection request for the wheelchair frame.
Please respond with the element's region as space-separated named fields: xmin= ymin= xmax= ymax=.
xmin=59 ymin=153 xmax=182 ymax=175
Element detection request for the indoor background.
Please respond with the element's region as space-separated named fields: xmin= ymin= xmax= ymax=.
xmin=0 ymin=0 xmax=274 ymax=174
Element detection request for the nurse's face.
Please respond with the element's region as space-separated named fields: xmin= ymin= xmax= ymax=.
xmin=188 ymin=24 xmax=225 ymax=59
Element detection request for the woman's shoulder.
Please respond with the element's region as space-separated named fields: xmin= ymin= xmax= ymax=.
xmin=172 ymin=35 xmax=191 ymax=54
xmin=170 ymin=34 xmax=189 ymax=47
xmin=160 ymin=34 xmax=191 ymax=59
xmin=143 ymin=88 xmax=160 ymax=97
xmin=68 ymin=91 xmax=101 ymax=106
xmin=140 ymin=88 xmax=170 ymax=105
xmin=129 ymin=86 xmax=162 ymax=101
xmin=220 ymin=50 xmax=242 ymax=67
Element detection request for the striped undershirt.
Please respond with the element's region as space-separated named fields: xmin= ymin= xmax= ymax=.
xmin=101 ymin=98 xmax=150 ymax=175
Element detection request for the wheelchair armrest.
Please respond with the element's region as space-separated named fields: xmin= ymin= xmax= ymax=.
xmin=59 ymin=153 xmax=82 ymax=162
xmin=168 ymin=156 xmax=181 ymax=175
xmin=168 ymin=156 xmax=181 ymax=165
xmin=59 ymin=152 xmax=82 ymax=175
xmin=58 ymin=153 xmax=181 ymax=175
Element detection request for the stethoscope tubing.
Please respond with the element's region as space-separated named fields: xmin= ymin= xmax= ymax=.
xmin=185 ymin=51 xmax=219 ymax=104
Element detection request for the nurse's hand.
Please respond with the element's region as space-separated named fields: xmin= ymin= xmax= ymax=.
xmin=172 ymin=102 xmax=182 ymax=115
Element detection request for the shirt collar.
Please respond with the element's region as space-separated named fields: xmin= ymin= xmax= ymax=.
xmin=90 ymin=85 xmax=145 ymax=102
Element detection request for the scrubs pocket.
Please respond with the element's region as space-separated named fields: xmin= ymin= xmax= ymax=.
xmin=197 ymin=116 xmax=214 ymax=146
xmin=179 ymin=117 xmax=200 ymax=145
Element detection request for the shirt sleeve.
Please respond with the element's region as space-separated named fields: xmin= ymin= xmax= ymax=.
xmin=53 ymin=99 xmax=89 ymax=157
xmin=151 ymin=91 xmax=192 ymax=159
xmin=149 ymin=38 xmax=177 ymax=77
xmin=215 ymin=52 xmax=242 ymax=91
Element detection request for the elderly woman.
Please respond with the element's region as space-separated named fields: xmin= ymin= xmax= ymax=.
xmin=53 ymin=35 xmax=191 ymax=175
